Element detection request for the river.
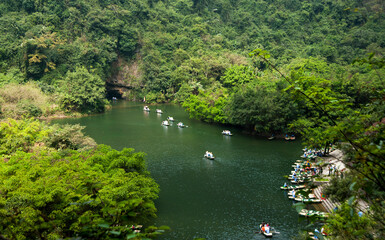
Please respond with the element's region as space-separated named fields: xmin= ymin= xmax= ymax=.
xmin=54 ymin=101 xmax=305 ymax=239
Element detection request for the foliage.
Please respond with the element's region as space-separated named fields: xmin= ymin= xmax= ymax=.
xmin=324 ymin=175 xmax=354 ymax=202
xmin=220 ymin=64 xmax=255 ymax=89
xmin=0 ymin=118 xmax=164 ymax=239
xmin=0 ymin=68 xmax=24 ymax=87
xmin=325 ymin=203 xmax=373 ymax=240
xmin=1 ymin=0 xmax=384 ymax=110
xmin=251 ymin=50 xmax=385 ymax=239
xmin=0 ymin=144 xmax=160 ymax=239
xmin=182 ymin=85 xmax=229 ymax=123
xmin=227 ymin=80 xmax=299 ymax=132
xmin=46 ymin=124 xmax=97 ymax=151
xmin=59 ymin=66 xmax=107 ymax=113
xmin=0 ymin=118 xmax=50 ymax=155
xmin=0 ymin=82 xmax=58 ymax=119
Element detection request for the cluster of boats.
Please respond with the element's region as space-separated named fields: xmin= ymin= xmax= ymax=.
xmin=299 ymin=209 xmax=329 ymax=218
xmin=301 ymin=147 xmax=328 ymax=159
xmin=144 ymin=106 xmax=186 ymax=128
xmin=279 ymin=153 xmax=330 ymax=229
xmin=144 ymin=105 xmax=164 ymax=114
xmin=281 ymin=158 xmax=324 ymax=203
xmin=161 ymin=119 xmax=185 ymax=128
xmin=144 ymin=105 xmax=235 ymax=161
xmin=284 ymin=134 xmax=296 ymax=141
xmin=267 ymin=134 xmax=295 ymax=141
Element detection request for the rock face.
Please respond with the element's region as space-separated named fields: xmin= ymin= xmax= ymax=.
xmin=106 ymin=56 xmax=143 ymax=100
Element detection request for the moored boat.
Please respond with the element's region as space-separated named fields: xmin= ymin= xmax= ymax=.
xmin=294 ymin=197 xmax=322 ymax=203
xmin=299 ymin=209 xmax=329 ymax=218
xmin=156 ymin=109 xmax=163 ymax=114
xmin=162 ymin=120 xmax=170 ymax=126
xmin=280 ymin=184 xmax=306 ymax=190
xmin=167 ymin=116 xmax=174 ymax=121
xmin=177 ymin=122 xmax=185 ymax=128
xmin=143 ymin=106 xmax=150 ymax=111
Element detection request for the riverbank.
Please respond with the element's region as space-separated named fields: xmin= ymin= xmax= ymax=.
xmin=313 ymin=149 xmax=345 ymax=213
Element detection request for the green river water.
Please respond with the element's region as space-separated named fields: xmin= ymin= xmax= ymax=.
xmin=54 ymin=101 xmax=305 ymax=240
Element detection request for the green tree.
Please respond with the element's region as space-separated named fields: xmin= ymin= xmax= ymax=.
xmin=220 ymin=64 xmax=255 ymax=89
xmin=326 ymin=203 xmax=373 ymax=239
xmin=0 ymin=118 xmax=49 ymax=155
xmin=227 ymin=81 xmax=299 ymax=133
xmin=0 ymin=145 xmax=160 ymax=239
xmin=250 ymin=49 xmax=385 ymax=239
xmin=60 ymin=66 xmax=107 ymax=113
xmin=182 ymin=85 xmax=229 ymax=123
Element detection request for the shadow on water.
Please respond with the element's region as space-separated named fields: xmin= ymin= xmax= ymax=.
xmin=54 ymin=101 xmax=305 ymax=240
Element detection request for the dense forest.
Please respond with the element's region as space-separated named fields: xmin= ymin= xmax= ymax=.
xmin=0 ymin=0 xmax=385 ymax=239
xmin=0 ymin=0 xmax=384 ymax=125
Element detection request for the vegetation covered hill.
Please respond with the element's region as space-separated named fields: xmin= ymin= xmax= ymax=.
xmin=0 ymin=0 xmax=384 ymax=117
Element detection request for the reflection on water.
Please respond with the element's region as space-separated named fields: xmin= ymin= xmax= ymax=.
xmin=222 ymin=135 xmax=232 ymax=143
xmin=54 ymin=102 xmax=305 ymax=240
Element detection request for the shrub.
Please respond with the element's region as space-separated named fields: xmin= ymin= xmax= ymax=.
xmin=0 ymin=82 xmax=58 ymax=119
xmin=324 ymin=175 xmax=354 ymax=202
xmin=59 ymin=67 xmax=107 ymax=113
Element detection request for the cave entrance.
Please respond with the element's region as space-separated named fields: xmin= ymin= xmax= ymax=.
xmin=106 ymin=87 xmax=123 ymax=100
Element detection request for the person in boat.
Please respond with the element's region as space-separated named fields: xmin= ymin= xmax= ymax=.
xmin=265 ymin=223 xmax=270 ymax=233
xmin=284 ymin=182 xmax=287 ymax=188
xmin=260 ymin=222 xmax=266 ymax=233
xmin=291 ymin=189 xmax=296 ymax=198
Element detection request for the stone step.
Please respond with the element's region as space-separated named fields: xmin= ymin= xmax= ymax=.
xmin=314 ymin=185 xmax=339 ymax=213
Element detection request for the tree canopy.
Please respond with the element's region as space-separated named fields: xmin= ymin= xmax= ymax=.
xmin=0 ymin=119 xmax=165 ymax=239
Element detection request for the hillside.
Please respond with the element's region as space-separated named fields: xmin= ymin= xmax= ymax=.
xmin=0 ymin=0 xmax=384 ymax=103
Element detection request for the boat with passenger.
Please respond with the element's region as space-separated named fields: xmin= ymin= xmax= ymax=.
xmin=222 ymin=130 xmax=232 ymax=136
xmin=204 ymin=151 xmax=215 ymax=160
xmin=143 ymin=106 xmax=150 ymax=111
xmin=162 ymin=120 xmax=170 ymax=126
xmin=156 ymin=109 xmax=163 ymax=114
xmin=259 ymin=222 xmax=276 ymax=238
xmin=177 ymin=122 xmax=185 ymax=128
xmin=167 ymin=116 xmax=174 ymax=121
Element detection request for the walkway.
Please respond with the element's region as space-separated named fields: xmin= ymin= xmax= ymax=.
xmin=313 ymin=185 xmax=339 ymax=213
